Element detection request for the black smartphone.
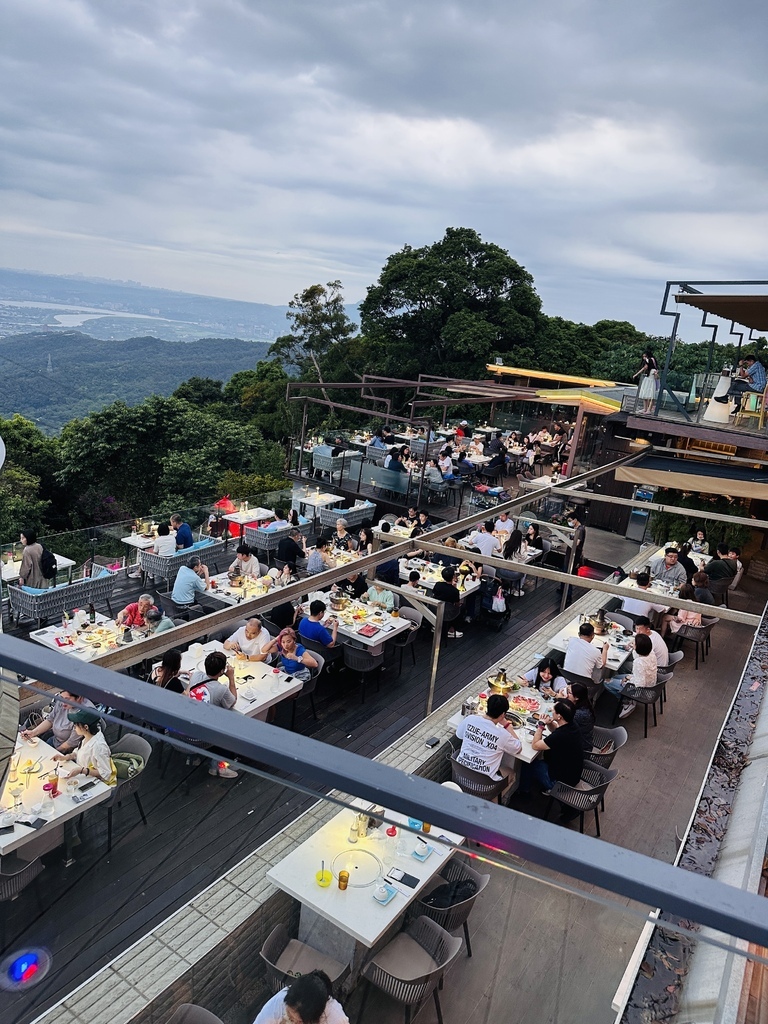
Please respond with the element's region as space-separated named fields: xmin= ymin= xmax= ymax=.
xmin=284 ymin=675 xmax=293 ymax=682
xmin=80 ymin=780 xmax=97 ymax=791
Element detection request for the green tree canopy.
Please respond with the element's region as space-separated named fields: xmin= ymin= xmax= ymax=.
xmin=359 ymin=227 xmax=542 ymax=380
xmin=172 ymin=377 xmax=225 ymax=406
xmin=270 ymin=281 xmax=357 ymax=377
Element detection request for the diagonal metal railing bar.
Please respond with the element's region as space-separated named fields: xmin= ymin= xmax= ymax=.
xmin=2 ymin=634 xmax=768 ymax=948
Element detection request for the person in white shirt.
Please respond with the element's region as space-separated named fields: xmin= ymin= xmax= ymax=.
xmin=228 ymin=543 xmax=261 ymax=578
xmin=150 ymin=522 xmax=177 ymax=557
xmin=469 ymin=437 xmax=484 ymax=456
xmin=563 ymin=622 xmax=607 ymax=683
xmin=604 ymin=632 xmax=658 ymax=718
xmin=632 ymin=616 xmax=669 ymax=669
xmin=621 ymin=573 xmax=667 ymax=619
xmin=223 ymin=616 xmax=273 ymax=662
xmin=456 ymin=694 xmax=522 ymax=781
xmin=469 ymin=521 xmax=501 ymax=558
xmin=494 ymin=512 xmax=514 ymax=537
xmin=253 ymin=971 xmax=349 ymax=1024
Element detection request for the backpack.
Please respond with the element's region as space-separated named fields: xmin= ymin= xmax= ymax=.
xmin=112 ymin=751 xmax=145 ymax=779
xmin=421 ymin=878 xmax=477 ymax=909
xmin=40 ymin=547 xmax=57 ymax=580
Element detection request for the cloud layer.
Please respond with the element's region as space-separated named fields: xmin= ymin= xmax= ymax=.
xmin=2 ymin=0 xmax=766 ymax=333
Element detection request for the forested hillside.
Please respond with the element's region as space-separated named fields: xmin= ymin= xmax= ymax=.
xmin=0 ymin=332 xmax=270 ymax=431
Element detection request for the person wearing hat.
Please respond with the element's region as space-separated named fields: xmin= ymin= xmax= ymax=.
xmin=53 ymin=710 xmax=116 ymax=785
xmin=455 ymin=420 xmax=468 ymax=439
xmin=145 ymin=607 xmax=176 ymax=634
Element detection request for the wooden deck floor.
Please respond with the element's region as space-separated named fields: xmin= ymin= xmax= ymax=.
xmin=2 ymin=564 xmax=765 ymax=1024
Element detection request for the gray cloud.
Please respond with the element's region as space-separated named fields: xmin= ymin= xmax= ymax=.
xmin=1 ymin=0 xmax=766 ymax=333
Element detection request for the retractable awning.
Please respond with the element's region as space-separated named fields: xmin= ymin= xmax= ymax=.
xmin=615 ymin=454 xmax=768 ymax=500
xmin=674 ymin=294 xmax=768 ymax=332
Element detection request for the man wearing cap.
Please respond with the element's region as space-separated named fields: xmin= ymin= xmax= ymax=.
xmin=455 ymin=420 xmax=468 ymax=439
xmin=53 ymin=709 xmax=115 ymax=785
xmin=21 ymin=691 xmax=96 ymax=752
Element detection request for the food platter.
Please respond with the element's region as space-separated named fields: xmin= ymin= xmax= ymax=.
xmin=508 ymin=696 xmax=541 ymax=714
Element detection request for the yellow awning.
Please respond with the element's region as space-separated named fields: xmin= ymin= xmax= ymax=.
xmin=487 ymin=365 xmax=617 ymax=388
xmin=535 ymin=388 xmax=622 ymax=412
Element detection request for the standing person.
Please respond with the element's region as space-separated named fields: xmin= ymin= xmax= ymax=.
xmin=715 ymin=354 xmax=767 ymax=412
xmin=633 ymin=348 xmax=660 ymax=414
xmin=556 ymin=509 xmax=586 ymax=598
xmin=170 ymin=514 xmax=194 ymax=550
xmin=18 ymin=528 xmax=48 ymax=589
xmin=253 ymin=970 xmax=349 ymax=1024
xmin=455 ymin=693 xmax=522 ymax=783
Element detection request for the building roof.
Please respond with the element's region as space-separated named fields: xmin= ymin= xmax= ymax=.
xmin=615 ymin=452 xmax=768 ymax=500
xmin=674 ymin=293 xmax=768 ymax=332
xmin=487 ymin=364 xmax=618 ymax=388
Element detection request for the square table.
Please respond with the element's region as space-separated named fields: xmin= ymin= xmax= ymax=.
xmin=547 ymin=615 xmax=633 ymax=672
xmin=178 ymin=641 xmax=304 ymax=720
xmin=372 ymin=523 xmax=413 ymax=542
xmin=294 ymin=489 xmax=344 ymax=521
xmin=0 ymin=736 xmax=112 ymax=863
xmin=267 ymin=801 xmax=464 ymax=984
xmin=223 ymin=507 xmax=275 ymax=527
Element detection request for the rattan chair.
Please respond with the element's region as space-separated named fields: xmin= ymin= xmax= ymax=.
xmin=545 ymin=762 xmax=618 ymax=836
xmin=342 ymin=645 xmax=384 ymax=703
xmin=587 ymin=725 xmax=628 ymax=769
xmin=356 ymin=916 xmax=463 ymax=1024
xmin=391 ymin=608 xmax=422 ymax=675
xmin=105 ymin=735 xmax=152 ymax=851
xmin=260 ymin=922 xmax=347 ymax=994
xmin=672 ymin=617 xmax=719 ymax=669
xmin=449 ymin=753 xmax=507 ymax=804
xmin=0 ymin=855 xmax=44 ymax=948
xmin=415 ymin=858 xmax=490 ymax=958
xmin=613 ymin=679 xmax=666 ymax=738
xmin=165 ymin=1004 xmax=225 ymax=1024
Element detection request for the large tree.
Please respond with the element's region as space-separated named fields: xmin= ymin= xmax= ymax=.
xmin=359 ymin=227 xmax=542 ymax=379
xmin=270 ymin=281 xmax=358 ymax=377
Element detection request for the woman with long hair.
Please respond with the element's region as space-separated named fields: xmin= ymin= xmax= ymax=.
xmin=566 ymin=682 xmax=595 ymax=750
xmin=151 ymin=649 xmax=184 ymax=688
xmin=634 ymin=347 xmax=659 ymax=414
xmin=262 ymin=627 xmax=318 ymax=681
xmin=501 ymin=529 xmax=527 ymax=597
xmin=660 ymin=583 xmax=702 ymax=637
xmin=521 ymin=657 xmax=567 ymax=697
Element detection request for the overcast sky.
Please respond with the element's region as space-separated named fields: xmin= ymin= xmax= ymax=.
xmin=2 ymin=0 xmax=766 ymax=334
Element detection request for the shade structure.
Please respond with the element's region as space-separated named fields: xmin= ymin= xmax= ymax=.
xmin=674 ymin=294 xmax=768 ymax=332
xmin=487 ymin=365 xmax=618 ymax=388
xmin=615 ymin=454 xmax=768 ymax=500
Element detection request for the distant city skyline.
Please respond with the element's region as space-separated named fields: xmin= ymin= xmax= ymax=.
xmin=2 ymin=1 xmax=766 ymax=337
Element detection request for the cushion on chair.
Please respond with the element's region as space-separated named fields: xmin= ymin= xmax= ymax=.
xmin=276 ymin=939 xmax=346 ymax=982
xmin=21 ymin=583 xmax=69 ymax=594
xmin=191 ymin=539 xmax=214 ymax=550
xmin=370 ymin=931 xmax=439 ymax=982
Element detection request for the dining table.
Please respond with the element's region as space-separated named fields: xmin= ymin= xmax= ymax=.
xmin=29 ymin=613 xmax=155 ymax=662
xmin=547 ymin=615 xmax=634 ymax=672
xmin=222 ymin=507 xmax=275 ymax=527
xmin=398 ymin=558 xmax=482 ymax=597
xmin=301 ymin=593 xmax=411 ymax=650
xmin=266 ymin=799 xmax=464 ymax=991
xmin=0 ymin=735 xmax=112 ymax=865
xmin=203 ymin=571 xmax=274 ymax=608
xmin=176 ymin=640 xmax=304 ymax=720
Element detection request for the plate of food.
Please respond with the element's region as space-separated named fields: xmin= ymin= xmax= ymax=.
xmin=509 ymin=696 xmax=540 ymax=714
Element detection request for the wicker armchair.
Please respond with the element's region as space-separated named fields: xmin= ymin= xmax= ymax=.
xmin=357 ymin=916 xmax=463 ymax=1024
xmin=311 ymin=447 xmax=361 ymax=483
xmin=139 ymin=540 xmax=224 ymax=589
xmin=8 ymin=571 xmax=120 ymax=628
xmin=259 ymin=922 xmax=347 ymax=994
xmin=318 ymin=501 xmax=376 ymax=530
xmin=545 ymin=762 xmax=618 ymax=836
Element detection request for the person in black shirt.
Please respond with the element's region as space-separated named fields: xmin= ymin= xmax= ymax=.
xmin=676 ymin=543 xmax=699 ymax=583
xmin=433 ymin=567 xmax=463 ymax=639
xmin=396 ymin=505 xmax=419 ymax=528
xmin=277 ymin=529 xmax=307 ymax=569
xmin=692 ymin=571 xmax=716 ymax=605
xmin=521 ymin=699 xmax=584 ymax=796
xmin=706 ymin=544 xmax=737 ymax=582
xmin=336 ymin=573 xmax=367 ymax=599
